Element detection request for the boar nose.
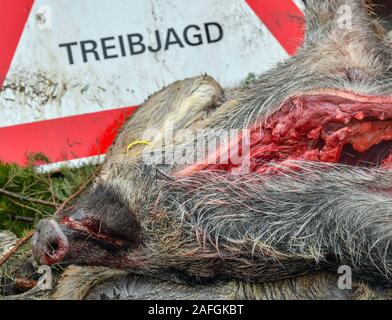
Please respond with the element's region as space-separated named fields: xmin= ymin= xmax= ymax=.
xmin=32 ymin=219 xmax=70 ymax=265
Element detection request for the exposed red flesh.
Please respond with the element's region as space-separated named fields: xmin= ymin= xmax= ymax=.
xmin=175 ymin=92 xmax=392 ymax=177
xmin=61 ymin=216 xmax=127 ymax=246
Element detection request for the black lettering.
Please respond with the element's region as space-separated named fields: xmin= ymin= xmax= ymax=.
xmin=59 ymin=42 xmax=78 ymax=64
xmin=148 ymin=30 xmax=162 ymax=52
xmin=164 ymin=28 xmax=184 ymax=50
xmin=127 ymin=34 xmax=146 ymax=55
xmin=118 ymin=35 xmax=126 ymax=57
xmin=80 ymin=40 xmax=100 ymax=63
xmin=205 ymin=22 xmax=223 ymax=43
xmin=101 ymin=37 xmax=118 ymax=59
xmin=60 ymin=23 xmax=221 ymax=64
xmin=183 ymin=25 xmax=203 ymax=46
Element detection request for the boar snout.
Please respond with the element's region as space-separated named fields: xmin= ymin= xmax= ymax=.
xmin=32 ymin=184 xmax=145 ymax=269
xmin=32 ymin=219 xmax=70 ymax=266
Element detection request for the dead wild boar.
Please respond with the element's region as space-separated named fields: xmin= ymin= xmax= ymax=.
xmin=32 ymin=0 xmax=392 ymax=299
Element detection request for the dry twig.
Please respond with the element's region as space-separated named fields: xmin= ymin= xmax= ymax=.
xmin=56 ymin=166 xmax=101 ymax=214
xmin=0 ymin=231 xmax=34 ymax=268
xmin=0 ymin=188 xmax=58 ymax=208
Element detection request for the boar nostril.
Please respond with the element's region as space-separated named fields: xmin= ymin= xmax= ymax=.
xmin=32 ymin=219 xmax=70 ymax=265
xmin=47 ymin=240 xmax=59 ymax=257
xmin=43 ymin=236 xmax=69 ymax=264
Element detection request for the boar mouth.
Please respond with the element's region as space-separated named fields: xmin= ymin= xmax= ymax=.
xmin=177 ymin=91 xmax=392 ymax=176
xmin=33 ymin=217 xmax=139 ymax=267
xmin=60 ymin=216 xmax=131 ymax=247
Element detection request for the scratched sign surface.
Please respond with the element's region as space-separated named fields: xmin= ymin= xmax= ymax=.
xmin=0 ymin=0 xmax=304 ymax=167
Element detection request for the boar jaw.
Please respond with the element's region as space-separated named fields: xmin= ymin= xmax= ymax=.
xmin=60 ymin=216 xmax=130 ymax=247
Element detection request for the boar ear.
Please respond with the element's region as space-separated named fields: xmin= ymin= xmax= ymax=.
xmin=302 ymin=0 xmax=385 ymax=47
